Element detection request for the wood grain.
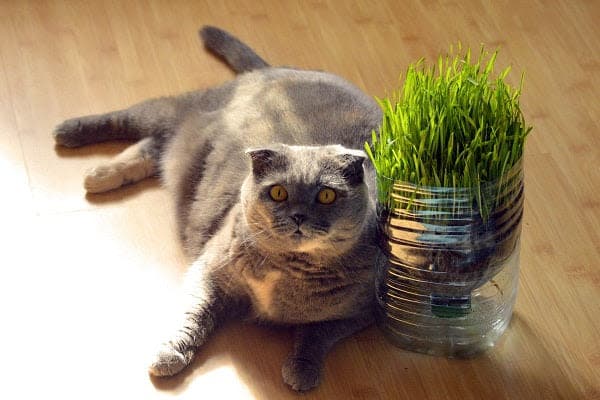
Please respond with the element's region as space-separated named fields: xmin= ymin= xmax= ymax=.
xmin=0 ymin=0 xmax=598 ymax=399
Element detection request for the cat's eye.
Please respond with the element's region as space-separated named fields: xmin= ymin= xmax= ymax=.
xmin=269 ymin=185 xmax=288 ymax=202
xmin=317 ymin=188 xmax=336 ymax=204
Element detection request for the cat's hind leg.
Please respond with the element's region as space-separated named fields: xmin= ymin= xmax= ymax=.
xmin=84 ymin=137 xmax=158 ymax=193
xmin=282 ymin=316 xmax=374 ymax=391
xmin=53 ymin=97 xmax=182 ymax=148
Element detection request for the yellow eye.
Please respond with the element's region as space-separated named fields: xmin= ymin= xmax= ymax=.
xmin=269 ymin=185 xmax=288 ymax=202
xmin=317 ymin=188 xmax=336 ymax=204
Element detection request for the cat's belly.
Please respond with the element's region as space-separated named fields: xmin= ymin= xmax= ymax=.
xmin=244 ymin=269 xmax=283 ymax=318
xmin=243 ymin=268 xmax=369 ymax=323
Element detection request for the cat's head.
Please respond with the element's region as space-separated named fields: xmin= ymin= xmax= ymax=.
xmin=240 ymin=144 xmax=372 ymax=258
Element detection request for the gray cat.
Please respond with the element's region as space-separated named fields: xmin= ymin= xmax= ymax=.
xmin=54 ymin=26 xmax=383 ymax=392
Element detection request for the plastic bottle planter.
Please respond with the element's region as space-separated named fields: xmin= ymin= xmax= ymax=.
xmin=375 ymin=161 xmax=523 ymax=357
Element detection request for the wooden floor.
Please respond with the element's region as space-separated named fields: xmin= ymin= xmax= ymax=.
xmin=1 ymin=1 xmax=598 ymax=399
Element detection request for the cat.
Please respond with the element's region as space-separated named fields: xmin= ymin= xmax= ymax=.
xmin=53 ymin=26 xmax=384 ymax=392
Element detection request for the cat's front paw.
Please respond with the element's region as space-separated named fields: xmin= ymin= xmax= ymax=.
xmin=148 ymin=343 xmax=194 ymax=377
xmin=282 ymin=356 xmax=321 ymax=392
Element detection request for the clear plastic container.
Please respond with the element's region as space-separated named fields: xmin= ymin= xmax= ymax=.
xmin=375 ymin=161 xmax=523 ymax=357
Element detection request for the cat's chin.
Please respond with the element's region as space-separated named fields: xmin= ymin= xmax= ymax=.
xmin=290 ymin=235 xmax=327 ymax=254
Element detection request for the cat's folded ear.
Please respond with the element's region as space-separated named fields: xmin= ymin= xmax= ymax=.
xmin=335 ymin=150 xmax=366 ymax=185
xmin=245 ymin=147 xmax=286 ymax=179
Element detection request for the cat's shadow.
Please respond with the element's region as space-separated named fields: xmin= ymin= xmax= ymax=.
xmin=54 ymin=141 xmax=132 ymax=158
xmin=148 ymin=313 xmax=592 ymax=398
xmin=84 ymin=178 xmax=161 ymax=204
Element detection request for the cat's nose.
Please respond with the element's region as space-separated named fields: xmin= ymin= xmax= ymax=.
xmin=290 ymin=214 xmax=306 ymax=226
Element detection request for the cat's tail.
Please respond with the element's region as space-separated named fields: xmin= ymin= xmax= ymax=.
xmin=200 ymin=26 xmax=270 ymax=73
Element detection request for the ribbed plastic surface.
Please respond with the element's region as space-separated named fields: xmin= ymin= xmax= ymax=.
xmin=375 ymin=162 xmax=523 ymax=357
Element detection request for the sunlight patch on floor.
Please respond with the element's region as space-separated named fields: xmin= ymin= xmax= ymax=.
xmin=187 ymin=365 xmax=255 ymax=399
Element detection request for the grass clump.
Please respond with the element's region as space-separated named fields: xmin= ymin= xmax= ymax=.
xmin=365 ymin=45 xmax=532 ymax=221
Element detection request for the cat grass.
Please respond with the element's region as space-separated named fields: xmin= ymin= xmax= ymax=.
xmin=365 ymin=45 xmax=532 ymax=221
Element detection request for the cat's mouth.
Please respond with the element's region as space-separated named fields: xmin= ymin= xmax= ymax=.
xmin=290 ymin=224 xmax=328 ymax=240
xmin=292 ymin=228 xmax=305 ymax=238
xmin=271 ymin=221 xmax=326 ymax=242
xmin=291 ymin=227 xmax=318 ymax=242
